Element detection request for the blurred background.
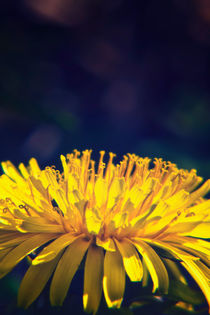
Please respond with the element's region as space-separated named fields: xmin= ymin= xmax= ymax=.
xmin=0 ymin=0 xmax=210 ymax=178
xmin=0 ymin=1 xmax=210 ymax=314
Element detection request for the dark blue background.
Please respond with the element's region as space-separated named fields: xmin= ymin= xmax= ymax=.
xmin=0 ymin=0 xmax=210 ymax=179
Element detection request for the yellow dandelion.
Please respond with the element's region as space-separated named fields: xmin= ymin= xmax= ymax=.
xmin=0 ymin=150 xmax=209 ymax=314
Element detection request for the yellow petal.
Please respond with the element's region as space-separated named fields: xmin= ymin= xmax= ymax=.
xmin=85 ymin=207 xmax=101 ymax=234
xmin=167 ymin=221 xmax=207 ymax=235
xmin=196 ymin=238 xmax=210 ymax=251
xmin=32 ymin=233 xmax=80 ymax=265
xmin=29 ymin=158 xmax=41 ymax=177
xmin=132 ymin=238 xmax=169 ymax=294
xmin=163 ymin=258 xmax=187 ymax=284
xmin=141 ymin=177 xmax=156 ymax=195
xmin=175 ymin=244 xmax=209 ymax=268
xmin=44 ymin=169 xmax=58 ymax=188
xmin=19 ymin=217 xmax=64 ymax=233
xmin=0 ymin=217 xmax=15 ymax=227
xmin=186 ymin=180 xmax=210 ymax=206
xmin=110 ymin=212 xmax=128 ymax=230
xmin=0 ymin=176 xmax=43 ymax=213
xmin=18 ymin=163 xmax=29 ymax=179
xmin=107 ymin=178 xmax=125 ymax=209
xmin=0 ymin=217 xmax=17 ymax=230
xmin=94 ymin=178 xmax=107 ymax=208
xmin=142 ymin=258 xmax=149 ymax=287
xmin=0 ymin=175 xmax=24 ymax=205
xmin=0 ymin=235 xmax=29 ymax=249
xmin=0 ymin=232 xmax=20 ymax=242
xmin=187 ymin=199 xmax=210 ymax=215
xmin=103 ymin=249 xmax=125 ymax=308
xmin=18 ymin=253 xmax=62 ymax=308
xmin=96 ymin=237 xmax=116 ymax=252
xmin=0 ymin=234 xmax=56 ymax=277
xmin=146 ymin=239 xmax=200 ymax=261
xmin=164 ymin=190 xmax=189 ymax=209
xmin=181 ymin=259 xmax=210 ymax=312
xmin=168 ymin=236 xmax=210 ymax=266
xmin=0 ymin=248 xmax=11 ymax=261
xmin=60 ymin=155 xmax=68 ymax=180
xmin=129 ymin=187 xmax=145 ymax=208
xmin=115 ymin=239 xmax=143 ymax=282
xmin=1 ymin=161 xmax=26 ymax=186
xmin=48 ymin=187 xmax=69 ymax=215
xmin=187 ymin=222 xmax=210 ymax=239
xmin=29 ymin=176 xmax=48 ymax=200
xmin=50 ymin=237 xmax=90 ymax=306
xmin=67 ymin=175 xmax=79 ymax=195
xmin=83 ymin=245 xmax=104 ymax=314
xmin=68 ymin=188 xmax=82 ymax=205
xmin=195 ymin=260 xmax=210 ymax=281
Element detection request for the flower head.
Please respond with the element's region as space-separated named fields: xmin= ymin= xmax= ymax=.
xmin=0 ymin=150 xmax=209 ymax=314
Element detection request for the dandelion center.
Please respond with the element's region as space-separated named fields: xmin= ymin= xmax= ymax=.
xmin=0 ymin=150 xmax=209 ymax=314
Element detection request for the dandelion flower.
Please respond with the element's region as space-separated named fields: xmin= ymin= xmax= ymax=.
xmin=0 ymin=150 xmax=209 ymax=314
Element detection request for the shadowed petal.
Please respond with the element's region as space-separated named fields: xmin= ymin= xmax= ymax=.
xmin=32 ymin=233 xmax=80 ymax=265
xmin=83 ymin=245 xmax=104 ymax=314
xmin=115 ymin=238 xmax=143 ymax=282
xmin=103 ymin=249 xmax=125 ymax=308
xmin=18 ymin=253 xmax=62 ymax=308
xmin=0 ymin=234 xmax=56 ymax=278
xmin=181 ymin=259 xmax=210 ymax=313
xmin=50 ymin=237 xmax=90 ymax=306
xmin=132 ymin=238 xmax=169 ymax=294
